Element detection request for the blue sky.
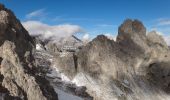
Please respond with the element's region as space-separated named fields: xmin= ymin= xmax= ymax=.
xmin=1 ymin=0 xmax=170 ymax=39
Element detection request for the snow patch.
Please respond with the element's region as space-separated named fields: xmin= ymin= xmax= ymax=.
xmin=72 ymin=73 xmax=121 ymax=100
xmin=54 ymin=87 xmax=83 ymax=100
xmin=47 ymin=64 xmax=71 ymax=82
xmin=60 ymin=73 xmax=71 ymax=82
xmin=12 ymin=28 xmax=16 ymax=33
xmin=36 ymin=44 xmax=44 ymax=51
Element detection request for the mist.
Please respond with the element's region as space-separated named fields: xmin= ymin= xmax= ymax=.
xmin=22 ymin=21 xmax=84 ymax=41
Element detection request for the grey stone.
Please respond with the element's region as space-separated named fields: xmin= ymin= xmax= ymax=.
xmin=0 ymin=4 xmax=58 ymax=100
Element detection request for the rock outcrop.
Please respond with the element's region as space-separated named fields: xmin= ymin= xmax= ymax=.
xmin=117 ymin=19 xmax=150 ymax=56
xmin=1 ymin=2 xmax=170 ymax=100
xmin=0 ymin=4 xmax=58 ymax=100
xmin=72 ymin=19 xmax=170 ymax=100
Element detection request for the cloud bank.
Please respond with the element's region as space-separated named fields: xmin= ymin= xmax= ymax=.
xmin=82 ymin=33 xmax=90 ymax=42
xmin=22 ymin=21 xmax=83 ymax=40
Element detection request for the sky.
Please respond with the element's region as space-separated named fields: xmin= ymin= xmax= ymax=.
xmin=1 ymin=0 xmax=170 ymax=43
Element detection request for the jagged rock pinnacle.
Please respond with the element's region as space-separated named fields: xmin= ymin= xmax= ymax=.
xmin=119 ymin=19 xmax=146 ymax=35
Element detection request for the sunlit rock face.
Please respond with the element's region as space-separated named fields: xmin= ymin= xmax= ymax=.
xmin=0 ymin=4 xmax=58 ymax=100
xmin=60 ymin=19 xmax=170 ymax=100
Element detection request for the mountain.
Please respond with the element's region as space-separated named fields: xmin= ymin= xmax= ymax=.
xmin=33 ymin=34 xmax=83 ymax=53
xmin=77 ymin=20 xmax=170 ymax=100
xmin=53 ymin=19 xmax=170 ymax=100
xmin=1 ymin=3 xmax=170 ymax=100
xmin=0 ymin=4 xmax=58 ymax=100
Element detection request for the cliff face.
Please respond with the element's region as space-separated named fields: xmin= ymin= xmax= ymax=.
xmin=0 ymin=4 xmax=58 ymax=100
xmin=75 ymin=19 xmax=170 ymax=100
xmin=0 ymin=4 xmax=34 ymax=60
xmin=45 ymin=19 xmax=170 ymax=100
xmin=26 ymin=17 xmax=170 ymax=100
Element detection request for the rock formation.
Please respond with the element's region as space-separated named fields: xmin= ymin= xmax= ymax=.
xmin=0 ymin=3 xmax=170 ymax=100
xmin=72 ymin=19 xmax=170 ymax=100
xmin=0 ymin=4 xmax=58 ymax=100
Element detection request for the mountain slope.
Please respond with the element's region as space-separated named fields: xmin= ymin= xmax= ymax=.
xmin=0 ymin=4 xmax=58 ymax=100
xmin=1 ymin=3 xmax=170 ymax=100
xmin=54 ymin=19 xmax=170 ymax=100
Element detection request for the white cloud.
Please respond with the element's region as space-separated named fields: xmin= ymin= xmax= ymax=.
xmin=156 ymin=18 xmax=170 ymax=26
xmin=104 ymin=33 xmax=116 ymax=41
xmin=26 ymin=9 xmax=46 ymax=19
xmin=164 ymin=36 xmax=170 ymax=46
xmin=82 ymin=33 xmax=90 ymax=42
xmin=22 ymin=21 xmax=83 ymax=40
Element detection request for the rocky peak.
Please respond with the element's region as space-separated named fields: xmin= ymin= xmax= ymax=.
xmin=117 ymin=19 xmax=146 ymax=42
xmin=117 ymin=19 xmax=146 ymax=38
xmin=147 ymin=31 xmax=168 ymax=48
xmin=93 ymin=35 xmax=110 ymax=41
xmin=116 ymin=19 xmax=149 ymax=54
xmin=75 ymin=19 xmax=170 ymax=100
xmin=90 ymin=35 xmax=115 ymax=46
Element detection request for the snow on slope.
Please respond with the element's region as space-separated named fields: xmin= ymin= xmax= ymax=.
xmin=35 ymin=45 xmax=91 ymax=100
xmin=54 ymin=88 xmax=83 ymax=100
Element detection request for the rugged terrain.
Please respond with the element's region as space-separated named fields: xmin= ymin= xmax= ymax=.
xmin=0 ymin=3 xmax=170 ymax=100
xmin=0 ymin=4 xmax=58 ymax=100
xmin=39 ymin=19 xmax=170 ymax=100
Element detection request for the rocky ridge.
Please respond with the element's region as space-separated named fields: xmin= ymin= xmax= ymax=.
xmin=0 ymin=4 xmax=58 ymax=100
xmin=0 ymin=3 xmax=170 ymax=100
xmin=51 ymin=19 xmax=170 ymax=100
